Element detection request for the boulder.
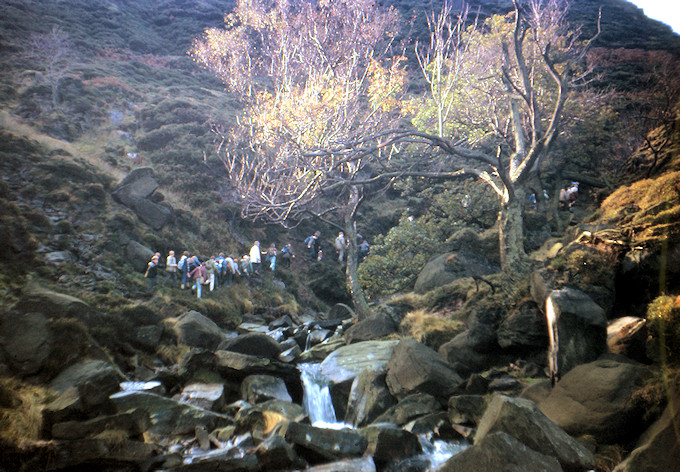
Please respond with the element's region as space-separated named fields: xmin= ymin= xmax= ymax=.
xmin=546 ymin=288 xmax=607 ymax=380
xmin=345 ymin=369 xmax=396 ymax=427
xmin=50 ymin=359 xmax=124 ymax=409
xmin=385 ymin=338 xmax=465 ymax=400
xmin=174 ymin=449 xmax=259 ymax=472
xmin=607 ymin=316 xmax=648 ymax=363
xmin=497 ymin=299 xmax=548 ymax=350
xmin=112 ymin=167 xmax=158 ymax=201
xmin=0 ymin=311 xmax=51 ymax=376
xmin=255 ymin=433 xmax=298 ymax=470
xmin=440 ymin=431 xmax=563 ymax=472
xmin=241 ymin=374 xmax=292 ymax=404
xmin=235 ymin=399 xmax=305 ymax=435
xmin=278 ymin=344 xmax=301 ymax=363
xmin=51 ymin=409 xmax=150 ymax=440
xmin=297 ymin=337 xmax=345 ymax=363
xmin=126 ymin=240 xmax=155 ymax=273
xmin=613 ymin=387 xmax=680 ymax=472
xmin=178 ymin=383 xmax=226 ymax=411
xmin=219 ymin=332 xmax=282 ymax=359
xmin=373 ymin=393 xmax=442 ymax=426
xmin=132 ymin=198 xmax=173 ymax=230
xmin=475 ymin=394 xmax=595 ymax=472
xmin=361 ymin=423 xmax=422 ymax=467
xmin=538 ymin=356 xmax=652 ymax=444
xmin=415 ymin=251 xmax=498 ymax=294
xmin=14 ymin=282 xmax=91 ymax=319
xmin=304 ymin=457 xmax=376 ymax=472
xmin=173 ymin=311 xmax=226 ymax=350
xmin=320 ymin=340 xmax=400 ymax=385
xmin=448 ymin=395 xmax=487 ymax=425
xmin=344 ymin=313 xmax=397 ymax=344
xmin=284 ymin=422 xmax=367 ymax=462
xmin=110 ymin=390 xmax=231 ymax=437
xmin=439 ymin=331 xmax=504 ymax=376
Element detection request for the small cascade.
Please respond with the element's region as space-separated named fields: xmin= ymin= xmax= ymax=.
xmin=298 ymin=363 xmax=347 ymax=429
xmin=418 ymin=435 xmax=468 ymax=471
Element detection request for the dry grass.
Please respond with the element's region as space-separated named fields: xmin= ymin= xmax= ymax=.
xmin=0 ymin=377 xmax=54 ymax=444
xmin=400 ymin=308 xmax=465 ymax=350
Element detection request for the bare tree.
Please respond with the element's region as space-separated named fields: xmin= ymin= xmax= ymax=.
xmin=24 ymin=26 xmax=75 ymax=108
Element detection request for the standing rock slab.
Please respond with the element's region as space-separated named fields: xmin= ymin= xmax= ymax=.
xmin=385 ymin=338 xmax=465 ymax=400
xmin=475 ymin=394 xmax=595 ymax=472
xmin=546 ymin=288 xmax=607 ymax=380
xmin=440 ymin=431 xmax=563 ymax=472
xmin=538 ymin=356 xmax=651 ymax=444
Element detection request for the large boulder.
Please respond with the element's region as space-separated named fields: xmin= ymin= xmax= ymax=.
xmin=112 ymin=167 xmax=172 ymax=230
xmin=415 ymin=251 xmax=498 ymax=294
xmin=126 ymin=240 xmax=155 ymax=272
xmin=0 ymin=310 xmax=51 ymax=376
xmin=320 ymin=340 xmax=400 ymax=385
xmin=440 ymin=431 xmax=563 ymax=472
xmin=373 ymin=393 xmax=442 ymax=426
xmin=475 ymin=394 xmax=595 ymax=472
xmin=51 ymin=409 xmax=150 ymax=440
xmin=13 ymin=282 xmax=91 ymax=319
xmin=344 ymin=313 xmax=397 ymax=344
xmin=385 ymin=338 xmax=465 ymax=400
xmin=50 ymin=359 xmax=125 ymax=409
xmin=110 ymin=390 xmax=231 ymax=437
xmin=546 ymin=288 xmax=607 ymax=380
xmin=172 ymin=311 xmax=227 ymax=350
xmin=538 ymin=356 xmax=652 ymax=444
xmin=361 ymin=423 xmax=422 ymax=467
xmin=345 ymin=369 xmax=396 ymax=427
xmin=219 ymin=332 xmax=282 ymax=359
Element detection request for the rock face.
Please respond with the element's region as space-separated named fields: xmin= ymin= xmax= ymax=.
xmin=441 ymin=431 xmax=563 ymax=472
xmin=546 ymin=288 xmax=607 ymax=380
xmin=538 ymin=356 xmax=652 ymax=444
xmin=385 ymin=338 xmax=465 ymax=400
xmin=475 ymin=394 xmax=595 ymax=472
xmin=112 ymin=167 xmax=172 ymax=230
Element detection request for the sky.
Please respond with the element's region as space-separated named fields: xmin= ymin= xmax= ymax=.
xmin=627 ymin=0 xmax=680 ymax=34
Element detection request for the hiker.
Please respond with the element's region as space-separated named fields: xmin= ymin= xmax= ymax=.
xmin=280 ymin=243 xmax=294 ymax=268
xmin=305 ymin=231 xmax=321 ymax=262
xmin=189 ymin=261 xmax=207 ymax=298
xmin=223 ymin=254 xmax=240 ymax=285
xmin=178 ymin=251 xmax=190 ymax=289
xmin=144 ymin=255 xmax=159 ymax=291
xmin=528 ymin=192 xmax=537 ymax=210
xmin=566 ymin=182 xmax=579 ymax=210
xmin=559 ymin=185 xmax=570 ymax=211
xmin=205 ymin=256 xmax=217 ymax=292
xmin=215 ymin=252 xmax=225 ymax=287
xmin=162 ymin=250 xmax=178 ymax=286
xmin=334 ymin=231 xmax=347 ymax=262
xmin=240 ymin=254 xmax=252 ymax=277
xmin=265 ymin=243 xmax=277 ymax=271
xmin=250 ymin=241 xmax=262 ymax=274
xmin=358 ymin=240 xmax=370 ymax=263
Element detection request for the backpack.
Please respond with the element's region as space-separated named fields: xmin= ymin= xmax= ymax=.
xmin=178 ymin=258 xmax=186 ymax=270
xmin=304 ymin=236 xmax=313 ymax=247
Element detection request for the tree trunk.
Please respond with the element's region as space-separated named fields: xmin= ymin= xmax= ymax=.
xmin=345 ymin=190 xmax=371 ymax=321
xmin=498 ymin=188 xmax=531 ymax=296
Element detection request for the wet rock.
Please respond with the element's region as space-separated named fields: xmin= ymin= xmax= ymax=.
xmin=403 ymin=411 xmax=459 ymax=440
xmin=344 ymin=312 xmax=397 ymax=344
xmin=385 ymin=338 xmax=465 ymax=400
xmin=346 ymin=369 xmax=396 ymax=427
xmin=538 ymin=356 xmax=651 ymax=444
xmin=278 ymin=344 xmax=301 ymax=363
xmin=255 ymin=433 xmax=298 ymax=469
xmin=546 ymin=288 xmax=607 ymax=379
xmin=0 ymin=311 xmax=51 ymax=376
xmin=361 ymin=423 xmax=422 ymax=467
xmin=284 ymin=422 xmax=368 ymax=462
xmin=307 ymin=327 xmax=333 ymax=347
xmin=320 ymin=340 xmax=400 ymax=385
xmin=179 ymin=383 xmax=226 ymax=411
xmin=475 ymin=394 xmax=595 ymax=472
xmin=175 ymin=448 xmax=260 ymax=472
xmin=305 ymin=456 xmax=376 ymax=472
xmin=110 ymin=390 xmax=231 ymax=437
xmin=219 ymin=332 xmax=282 ymax=359
xmin=440 ymin=431 xmax=563 ymax=472
xmin=172 ymin=311 xmax=228 ymax=350
xmin=373 ymin=393 xmax=442 ymax=426
xmin=241 ymin=374 xmax=292 ymax=404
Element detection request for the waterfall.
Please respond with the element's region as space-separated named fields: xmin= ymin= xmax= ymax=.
xmin=298 ymin=363 xmax=347 ymax=429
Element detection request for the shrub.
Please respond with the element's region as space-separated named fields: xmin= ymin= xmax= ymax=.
xmin=646 ymin=295 xmax=680 ymax=363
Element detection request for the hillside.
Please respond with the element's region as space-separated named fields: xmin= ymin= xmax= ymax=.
xmin=1 ymin=0 xmax=680 ymax=471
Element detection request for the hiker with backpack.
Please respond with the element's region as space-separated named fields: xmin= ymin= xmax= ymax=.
xmin=305 ymin=231 xmax=321 ymax=262
xmin=144 ymin=255 xmax=159 ymax=292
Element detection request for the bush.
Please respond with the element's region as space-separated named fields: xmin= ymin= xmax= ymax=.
xmin=646 ymin=295 xmax=680 ymax=363
xmin=358 ymin=215 xmax=441 ymax=298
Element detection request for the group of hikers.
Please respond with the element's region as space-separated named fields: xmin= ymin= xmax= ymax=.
xmin=143 ymin=231 xmax=370 ymax=297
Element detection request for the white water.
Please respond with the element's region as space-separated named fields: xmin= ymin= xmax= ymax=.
xmin=298 ymin=362 xmax=351 ymax=429
xmin=418 ymin=435 xmax=469 ymax=470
